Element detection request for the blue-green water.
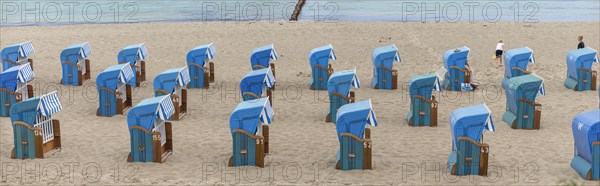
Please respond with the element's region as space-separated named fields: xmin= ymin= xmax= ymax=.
xmin=1 ymin=0 xmax=598 ymax=26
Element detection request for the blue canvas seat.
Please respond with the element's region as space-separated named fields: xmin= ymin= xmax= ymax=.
xmin=10 ymin=91 xmax=62 ymax=159
xmin=118 ymin=43 xmax=148 ymax=87
xmin=250 ymin=44 xmax=278 ymax=79
xmin=187 ymin=43 xmax=216 ymax=88
xmin=309 ymin=44 xmax=336 ymax=90
xmin=570 ymin=109 xmax=600 ymax=180
xmin=441 ymin=47 xmax=475 ymax=91
xmin=153 ymin=67 xmax=191 ymax=120
xmin=448 ymin=104 xmax=495 ymax=176
xmin=0 ymin=63 xmax=34 ymax=117
xmin=60 ymin=42 xmax=92 ymax=86
xmin=502 ymin=74 xmax=545 ymax=129
xmin=327 ymin=69 xmax=360 ymax=123
xmin=335 ymin=100 xmax=378 ymax=170
xmin=228 ymin=98 xmax=274 ymax=167
xmin=96 ymin=64 xmax=135 ymax=117
xmin=503 ymin=47 xmax=535 ymax=80
xmin=240 ymin=68 xmax=275 ymax=105
xmin=406 ymin=73 xmax=441 ymax=127
xmin=371 ymin=44 xmax=400 ymax=90
xmin=126 ymin=95 xmax=175 ymax=163
xmin=1 ymin=41 xmax=35 ymax=72
xmin=564 ymin=48 xmax=598 ymax=91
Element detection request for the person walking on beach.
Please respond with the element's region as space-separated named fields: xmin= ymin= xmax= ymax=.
xmin=495 ymin=40 xmax=504 ymax=69
xmin=577 ymin=35 xmax=585 ymax=49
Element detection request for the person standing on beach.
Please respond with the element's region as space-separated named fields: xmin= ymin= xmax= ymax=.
xmin=577 ymin=35 xmax=585 ymax=49
xmin=495 ymin=40 xmax=505 ymax=68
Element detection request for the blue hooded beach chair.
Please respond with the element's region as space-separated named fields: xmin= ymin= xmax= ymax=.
xmin=570 ymin=109 xmax=600 ymax=180
xmin=406 ymin=73 xmax=441 ymax=127
xmin=309 ymin=44 xmax=336 ymax=90
xmin=0 ymin=63 xmax=34 ymax=117
xmin=250 ymin=44 xmax=278 ymax=78
xmin=335 ymin=100 xmax=378 ymax=170
xmin=448 ymin=104 xmax=495 ymax=176
xmin=228 ymin=97 xmax=274 ymax=167
xmin=564 ymin=48 xmax=598 ymax=91
xmin=327 ymin=69 xmax=359 ymax=123
xmin=441 ymin=47 xmax=474 ymax=91
xmin=502 ymin=74 xmax=545 ymax=129
xmin=503 ymin=47 xmax=535 ymax=80
xmin=96 ymin=64 xmax=135 ymax=117
xmin=371 ymin=45 xmax=400 ymax=90
xmin=10 ymin=91 xmax=62 ymax=159
xmin=240 ymin=67 xmax=275 ymax=105
xmin=118 ymin=43 xmax=148 ymax=87
xmin=126 ymin=95 xmax=175 ymax=163
xmin=187 ymin=43 xmax=216 ymax=89
xmin=60 ymin=42 xmax=92 ymax=86
xmin=1 ymin=41 xmax=35 ymax=72
xmin=153 ymin=67 xmax=190 ymax=120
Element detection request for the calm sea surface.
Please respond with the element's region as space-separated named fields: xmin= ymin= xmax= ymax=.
xmin=1 ymin=0 xmax=598 ymax=26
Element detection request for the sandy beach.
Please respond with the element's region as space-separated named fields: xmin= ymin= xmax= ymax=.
xmin=0 ymin=21 xmax=599 ymax=185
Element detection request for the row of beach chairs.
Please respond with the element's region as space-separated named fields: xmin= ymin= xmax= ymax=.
xmin=1 ymin=42 xmax=598 ymax=180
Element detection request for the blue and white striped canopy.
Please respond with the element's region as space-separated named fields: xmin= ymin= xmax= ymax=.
xmin=3 ymin=63 xmax=35 ymax=83
xmin=177 ymin=66 xmax=191 ymax=86
xmin=38 ymin=91 xmax=62 ymax=116
xmin=156 ymin=95 xmax=175 ymax=120
xmin=119 ymin=64 xmax=135 ymax=83
xmin=433 ymin=76 xmax=442 ymax=91
xmin=79 ymin=42 xmax=92 ymax=58
xmin=205 ymin=43 xmax=216 ymax=60
xmin=252 ymin=44 xmax=278 ymax=61
xmin=19 ymin=41 xmax=35 ymax=58
xmin=335 ymin=99 xmax=378 ymax=140
xmin=539 ymin=81 xmax=546 ymax=96
xmin=482 ymin=104 xmax=495 ymax=132
xmin=351 ymin=69 xmax=360 ymax=88
xmin=260 ymin=98 xmax=274 ymax=125
xmin=529 ymin=52 xmax=536 ymax=64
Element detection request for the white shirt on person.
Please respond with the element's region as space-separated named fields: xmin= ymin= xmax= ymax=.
xmin=496 ymin=43 xmax=504 ymax=51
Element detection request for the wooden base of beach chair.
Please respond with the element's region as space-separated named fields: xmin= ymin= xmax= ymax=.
xmin=209 ymin=62 xmax=215 ymax=83
xmin=84 ymin=59 xmax=91 ymax=80
xmin=592 ymin=71 xmax=597 ymax=91
xmin=11 ymin=120 xmax=62 ymax=159
xmin=326 ymin=91 xmax=355 ymax=123
xmin=336 ymin=128 xmax=372 ymax=170
xmin=408 ymin=95 xmax=438 ymax=127
xmin=450 ymin=136 xmax=488 ymax=176
xmin=203 ymin=71 xmax=210 ymax=89
xmin=27 ymin=85 xmax=33 ymax=99
xmin=392 ymin=70 xmax=398 ymax=90
xmin=28 ymin=59 xmax=33 ymax=71
xmin=140 ymin=61 xmax=146 ymax=82
xmin=509 ymin=99 xmax=542 ymax=130
xmin=228 ymin=129 xmax=265 ymax=167
xmin=127 ymin=122 xmax=173 ymax=163
xmin=270 ymin=63 xmax=276 ymax=90
xmin=267 ymin=88 xmax=274 ymax=106
xmin=263 ymin=125 xmax=269 ymax=154
xmin=171 ymin=90 xmax=188 ymax=121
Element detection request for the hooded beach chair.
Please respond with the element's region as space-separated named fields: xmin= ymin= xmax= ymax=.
xmin=96 ymin=64 xmax=135 ymax=117
xmin=570 ymin=109 xmax=600 ymax=180
xmin=406 ymin=73 xmax=441 ymax=127
xmin=60 ymin=42 xmax=92 ymax=86
xmin=126 ymin=95 xmax=175 ymax=163
xmin=503 ymin=47 xmax=535 ymax=81
xmin=250 ymin=44 xmax=278 ymax=78
xmin=240 ymin=67 xmax=275 ymax=105
xmin=118 ymin=43 xmax=148 ymax=87
xmin=10 ymin=91 xmax=62 ymax=159
xmin=327 ymin=69 xmax=359 ymax=123
xmin=448 ymin=104 xmax=495 ymax=176
xmin=309 ymin=44 xmax=336 ymax=90
xmin=441 ymin=47 xmax=474 ymax=91
xmin=371 ymin=45 xmax=400 ymax=90
xmin=153 ymin=67 xmax=190 ymax=120
xmin=502 ymin=74 xmax=545 ymax=129
xmin=564 ymin=48 xmax=598 ymax=91
xmin=0 ymin=63 xmax=34 ymax=117
xmin=1 ymin=41 xmax=35 ymax=72
xmin=335 ymin=100 xmax=378 ymax=170
xmin=228 ymin=97 xmax=274 ymax=167
xmin=187 ymin=43 xmax=216 ymax=89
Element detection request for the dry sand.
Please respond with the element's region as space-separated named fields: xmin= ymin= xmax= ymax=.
xmin=0 ymin=21 xmax=599 ymax=185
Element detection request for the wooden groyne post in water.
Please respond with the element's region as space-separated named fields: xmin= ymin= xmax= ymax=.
xmin=290 ymin=0 xmax=306 ymax=21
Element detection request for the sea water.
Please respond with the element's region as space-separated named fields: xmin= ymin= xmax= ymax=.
xmin=0 ymin=0 xmax=598 ymax=26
